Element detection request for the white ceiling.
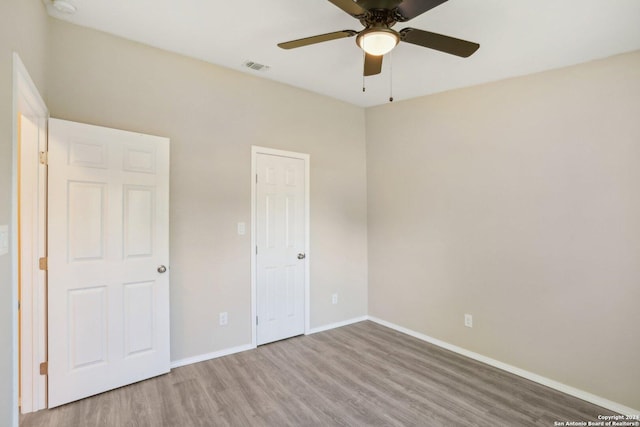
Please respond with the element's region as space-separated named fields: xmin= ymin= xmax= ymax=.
xmin=44 ymin=0 xmax=640 ymax=107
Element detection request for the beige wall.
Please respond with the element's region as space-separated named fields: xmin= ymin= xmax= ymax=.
xmin=366 ymin=51 xmax=640 ymax=410
xmin=47 ymin=20 xmax=369 ymax=362
xmin=0 ymin=1 xmax=49 ymax=424
xmin=3 ymin=1 xmax=638 ymax=418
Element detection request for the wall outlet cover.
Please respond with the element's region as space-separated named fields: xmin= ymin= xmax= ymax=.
xmin=219 ymin=312 xmax=228 ymax=326
xmin=0 ymin=225 xmax=8 ymax=256
xmin=464 ymin=314 xmax=473 ymax=328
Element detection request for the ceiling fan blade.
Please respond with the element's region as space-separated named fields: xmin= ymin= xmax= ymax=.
xmin=278 ymin=30 xmax=357 ymax=49
xmin=364 ymin=53 xmax=383 ymax=76
xmin=395 ymin=0 xmax=449 ymax=21
xmin=328 ymin=0 xmax=367 ymax=17
xmin=399 ymin=28 xmax=479 ymax=57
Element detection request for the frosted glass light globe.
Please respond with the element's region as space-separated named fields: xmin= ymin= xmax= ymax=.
xmin=357 ymin=29 xmax=399 ymax=56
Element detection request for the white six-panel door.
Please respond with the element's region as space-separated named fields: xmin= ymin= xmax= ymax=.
xmin=256 ymin=153 xmax=307 ymax=345
xmin=47 ymin=119 xmax=170 ymax=408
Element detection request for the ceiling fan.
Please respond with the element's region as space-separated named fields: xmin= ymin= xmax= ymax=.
xmin=278 ymin=0 xmax=480 ymax=76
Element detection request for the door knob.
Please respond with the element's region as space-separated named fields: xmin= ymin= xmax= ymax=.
xmin=157 ymin=265 xmax=167 ymax=273
xmin=297 ymin=253 xmax=306 ymax=260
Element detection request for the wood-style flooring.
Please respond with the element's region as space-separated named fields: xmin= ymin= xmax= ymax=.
xmin=20 ymin=321 xmax=616 ymax=426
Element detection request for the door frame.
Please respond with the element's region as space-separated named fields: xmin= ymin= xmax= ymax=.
xmin=250 ymin=146 xmax=310 ymax=348
xmin=12 ymin=53 xmax=49 ymax=421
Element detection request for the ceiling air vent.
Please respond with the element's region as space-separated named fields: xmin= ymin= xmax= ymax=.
xmin=242 ymin=61 xmax=270 ymax=72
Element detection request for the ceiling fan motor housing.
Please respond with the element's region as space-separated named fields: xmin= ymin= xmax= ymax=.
xmin=359 ymin=8 xmax=399 ymax=29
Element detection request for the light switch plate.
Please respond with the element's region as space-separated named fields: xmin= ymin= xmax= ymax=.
xmin=0 ymin=225 xmax=8 ymax=256
xmin=237 ymin=222 xmax=246 ymax=236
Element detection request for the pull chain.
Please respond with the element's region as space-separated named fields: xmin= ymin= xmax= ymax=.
xmin=362 ymin=50 xmax=366 ymax=92
xmin=389 ymin=51 xmax=394 ymax=102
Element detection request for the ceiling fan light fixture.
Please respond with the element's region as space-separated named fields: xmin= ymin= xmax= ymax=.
xmin=357 ymin=28 xmax=399 ymax=56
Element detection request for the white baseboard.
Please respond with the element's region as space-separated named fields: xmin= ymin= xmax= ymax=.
xmin=367 ymin=316 xmax=639 ymax=416
xmin=170 ymin=343 xmax=255 ymax=369
xmin=169 ymin=315 xmax=368 ymax=369
xmin=306 ymin=315 xmax=369 ymax=335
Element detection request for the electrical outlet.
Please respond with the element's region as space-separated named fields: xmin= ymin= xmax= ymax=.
xmin=0 ymin=225 xmax=8 ymax=256
xmin=237 ymin=222 xmax=246 ymax=235
xmin=464 ymin=314 xmax=473 ymax=328
xmin=332 ymin=293 xmax=338 ymax=305
xmin=219 ymin=312 xmax=228 ymax=326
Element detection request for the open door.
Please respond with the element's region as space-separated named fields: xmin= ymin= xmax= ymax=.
xmin=47 ymin=119 xmax=170 ymax=407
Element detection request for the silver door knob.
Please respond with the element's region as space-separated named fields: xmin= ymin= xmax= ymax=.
xmin=297 ymin=253 xmax=306 ymax=260
xmin=157 ymin=265 xmax=167 ymax=273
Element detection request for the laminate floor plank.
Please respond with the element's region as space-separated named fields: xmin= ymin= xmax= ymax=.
xmin=20 ymin=321 xmax=617 ymax=426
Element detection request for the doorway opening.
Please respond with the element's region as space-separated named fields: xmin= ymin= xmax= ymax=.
xmin=13 ymin=53 xmax=49 ymax=420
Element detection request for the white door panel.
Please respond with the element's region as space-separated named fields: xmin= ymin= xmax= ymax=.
xmin=48 ymin=119 xmax=170 ymax=408
xmin=256 ymin=154 xmax=306 ymax=345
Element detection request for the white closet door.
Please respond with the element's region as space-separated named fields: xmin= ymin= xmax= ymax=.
xmin=256 ymin=153 xmax=306 ymax=345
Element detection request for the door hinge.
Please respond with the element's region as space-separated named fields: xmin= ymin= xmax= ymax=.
xmin=39 ymin=361 xmax=48 ymax=376
xmin=39 ymin=151 xmax=48 ymax=165
xmin=256 ymin=316 xmax=259 ymax=325
xmin=256 ymin=246 xmax=258 ymax=255
xmin=256 ymin=174 xmax=258 ymax=183
xmin=39 ymin=257 xmax=48 ymax=271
